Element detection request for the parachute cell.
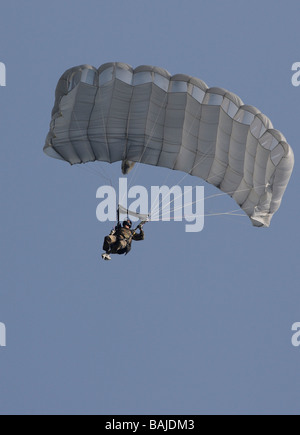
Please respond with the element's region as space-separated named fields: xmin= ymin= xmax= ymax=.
xmin=44 ymin=63 xmax=294 ymax=227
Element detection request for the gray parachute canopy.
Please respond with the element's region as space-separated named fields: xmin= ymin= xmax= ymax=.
xmin=44 ymin=62 xmax=294 ymax=227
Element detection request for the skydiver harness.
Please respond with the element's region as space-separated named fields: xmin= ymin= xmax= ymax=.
xmin=112 ymin=205 xmax=149 ymax=255
xmin=115 ymin=220 xmax=147 ymax=255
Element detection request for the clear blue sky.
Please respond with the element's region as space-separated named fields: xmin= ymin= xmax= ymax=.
xmin=0 ymin=0 xmax=299 ymax=415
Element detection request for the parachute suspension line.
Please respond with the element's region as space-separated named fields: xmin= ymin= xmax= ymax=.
xmin=159 ymin=184 xmax=267 ymax=219
xmin=151 ymin=183 xmax=267 ymax=222
xmin=149 ymin=209 xmax=248 ymax=221
xmin=78 ymin=159 xmax=114 ymax=186
xmin=150 ymin=186 xmax=192 ymax=221
xmin=75 ymin=164 xmax=114 ymax=187
xmin=149 ymin=169 xmax=175 ymax=221
xmin=150 ymin=167 xmax=226 ymax=220
xmin=117 ymin=206 xmax=120 ymax=224
xmin=203 ymin=183 xmax=270 ymax=202
xmin=151 ymin=200 xmax=249 ymax=222
xmin=73 ymin=155 xmax=115 ymax=187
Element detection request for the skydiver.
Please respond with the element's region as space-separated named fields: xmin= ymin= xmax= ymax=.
xmin=102 ymin=219 xmax=145 ymax=261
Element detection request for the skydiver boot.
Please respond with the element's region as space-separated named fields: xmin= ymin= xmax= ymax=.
xmin=102 ymin=252 xmax=112 ymax=261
